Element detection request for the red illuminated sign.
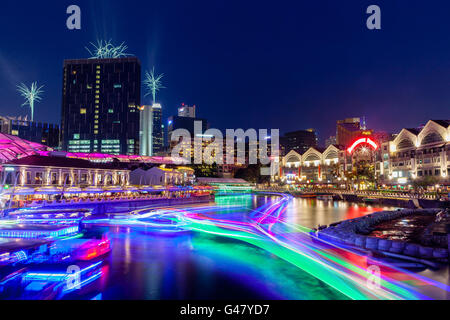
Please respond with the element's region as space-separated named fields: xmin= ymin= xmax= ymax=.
xmin=347 ymin=137 xmax=378 ymax=154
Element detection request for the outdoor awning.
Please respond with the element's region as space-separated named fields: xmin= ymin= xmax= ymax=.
xmin=1 ymin=187 xmax=35 ymax=195
xmin=35 ymin=186 xmax=62 ymax=194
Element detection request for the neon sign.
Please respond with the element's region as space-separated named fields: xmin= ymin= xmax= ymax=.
xmin=347 ymin=137 xmax=378 ymax=154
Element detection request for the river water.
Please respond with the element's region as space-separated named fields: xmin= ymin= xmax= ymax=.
xmin=65 ymin=195 xmax=400 ymax=300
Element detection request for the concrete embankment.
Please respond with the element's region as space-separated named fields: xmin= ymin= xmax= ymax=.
xmin=337 ymin=193 xmax=449 ymax=209
xmin=264 ymin=190 xmax=449 ymax=209
xmin=318 ymin=208 xmax=449 ymax=260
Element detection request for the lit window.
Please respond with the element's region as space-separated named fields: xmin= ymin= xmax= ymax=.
xmin=95 ymin=95 xmax=99 ymax=99
xmin=73 ymin=134 xmax=80 ymax=139
xmin=94 ymin=120 xmax=98 ymax=124
xmin=114 ymin=84 xmax=122 ymax=88
xmin=72 ymin=70 xmax=77 ymax=75
xmin=96 ymin=80 xmax=100 ymax=84
xmin=95 ymin=115 xmax=99 ymax=119
xmin=96 ymin=75 xmax=100 ymax=79
xmin=108 ymin=109 xmax=114 ymax=113
xmin=87 ymin=84 xmax=92 ymax=89
xmin=94 ymin=125 xmax=98 ymax=129
xmin=80 ymin=108 xmax=86 ymax=114
xmin=94 ymin=130 xmax=98 ymax=134
xmin=11 ymin=130 xmax=18 ymax=136
xmin=95 ymin=100 xmax=99 ymax=104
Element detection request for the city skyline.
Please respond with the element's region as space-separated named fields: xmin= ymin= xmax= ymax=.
xmin=0 ymin=1 xmax=450 ymax=305
xmin=0 ymin=1 xmax=449 ymax=144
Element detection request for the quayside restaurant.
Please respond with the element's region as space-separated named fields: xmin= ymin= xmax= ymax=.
xmin=0 ymin=133 xmax=209 ymax=208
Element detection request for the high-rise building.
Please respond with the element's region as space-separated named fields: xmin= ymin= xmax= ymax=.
xmin=0 ymin=115 xmax=60 ymax=148
xmin=167 ymin=106 xmax=209 ymax=160
xmin=177 ymin=103 xmax=196 ymax=118
xmin=336 ymin=117 xmax=372 ymax=147
xmin=152 ymin=104 xmax=164 ymax=154
xmin=139 ymin=103 xmax=164 ymax=156
xmin=325 ymin=135 xmax=337 ymax=148
xmin=61 ymin=57 xmax=141 ymax=155
xmin=281 ymin=129 xmax=318 ymax=154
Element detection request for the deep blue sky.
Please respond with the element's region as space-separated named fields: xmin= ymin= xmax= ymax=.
xmin=0 ymin=0 xmax=449 ymax=144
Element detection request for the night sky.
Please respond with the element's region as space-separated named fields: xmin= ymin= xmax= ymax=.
xmin=0 ymin=0 xmax=449 ymax=145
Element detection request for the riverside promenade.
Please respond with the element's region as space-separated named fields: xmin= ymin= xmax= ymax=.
xmin=255 ymin=187 xmax=450 ymax=209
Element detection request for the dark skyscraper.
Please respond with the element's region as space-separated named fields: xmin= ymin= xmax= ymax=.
xmin=0 ymin=116 xmax=60 ymax=149
xmin=61 ymin=57 xmax=141 ymax=155
xmin=281 ymin=129 xmax=318 ymax=154
xmin=152 ymin=104 xmax=164 ymax=154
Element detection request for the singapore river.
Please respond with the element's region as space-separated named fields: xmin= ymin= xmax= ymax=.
xmin=63 ymin=195 xmax=399 ymax=300
xmin=5 ymin=194 xmax=449 ymax=300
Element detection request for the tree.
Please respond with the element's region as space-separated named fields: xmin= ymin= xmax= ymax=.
xmin=193 ymin=163 xmax=218 ymax=178
xmin=234 ymin=164 xmax=269 ymax=184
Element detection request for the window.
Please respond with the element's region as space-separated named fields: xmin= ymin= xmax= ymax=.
xmin=35 ymin=172 xmax=43 ymax=185
xmin=95 ymin=115 xmax=99 ymax=119
xmin=94 ymin=130 xmax=98 ymax=134
xmin=114 ymin=84 xmax=122 ymax=88
xmin=51 ymin=172 xmax=58 ymax=185
xmin=11 ymin=130 xmax=18 ymax=136
xmin=80 ymin=108 xmax=86 ymax=114
xmin=73 ymin=134 xmax=80 ymax=139
xmin=108 ymin=109 xmax=114 ymax=113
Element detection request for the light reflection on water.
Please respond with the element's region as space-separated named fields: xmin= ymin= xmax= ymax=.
xmin=85 ymin=195 xmax=396 ymax=300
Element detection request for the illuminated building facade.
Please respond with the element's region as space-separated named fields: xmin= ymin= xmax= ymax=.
xmin=277 ymin=145 xmax=342 ymax=184
xmin=130 ymin=166 xmax=189 ymax=185
xmin=167 ymin=115 xmax=209 ymax=158
xmin=139 ymin=104 xmax=164 ymax=156
xmin=377 ymin=120 xmax=450 ymax=186
xmin=61 ymin=57 xmax=141 ymax=155
xmin=0 ymin=116 xmax=60 ymax=148
xmin=0 ymin=155 xmax=129 ymax=187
